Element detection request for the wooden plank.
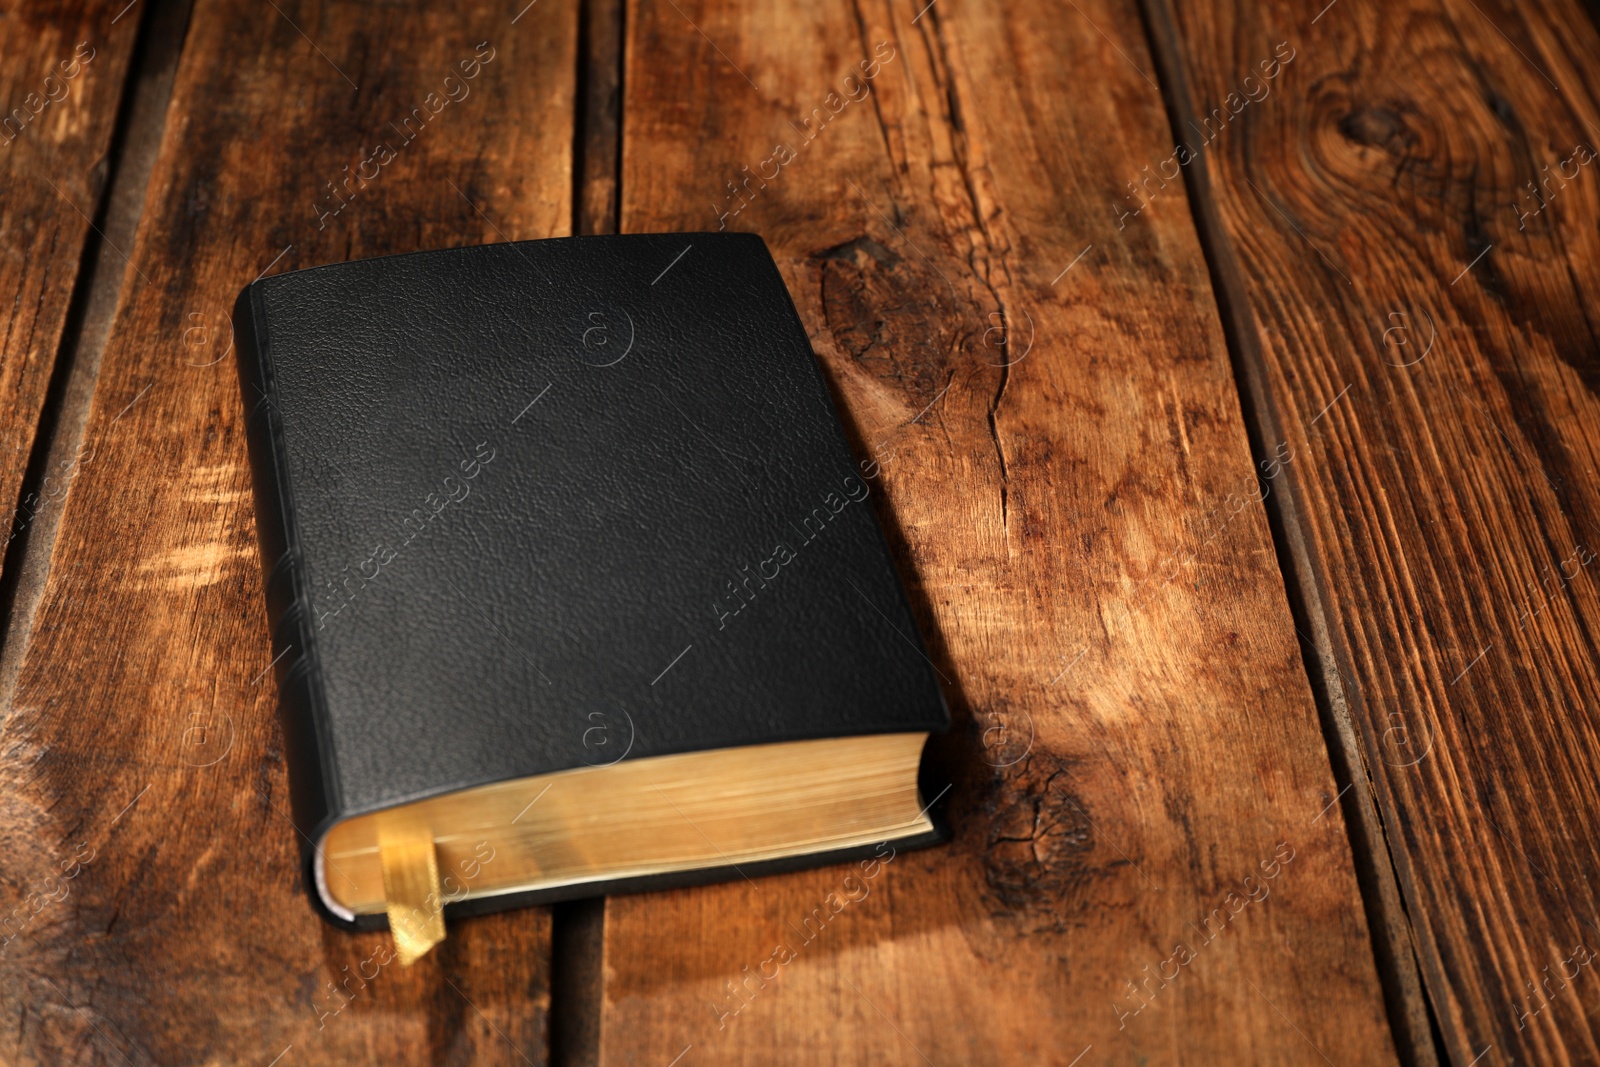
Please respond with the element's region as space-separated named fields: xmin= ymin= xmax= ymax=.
xmin=1149 ymin=0 xmax=1600 ymax=1062
xmin=0 ymin=0 xmax=577 ymax=1062
xmin=599 ymin=0 xmax=1400 ymax=1063
xmin=0 ymin=0 xmax=196 ymax=728
xmin=0 ymin=0 xmax=143 ymax=585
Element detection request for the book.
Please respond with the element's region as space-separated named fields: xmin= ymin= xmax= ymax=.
xmin=233 ymin=233 xmax=949 ymax=963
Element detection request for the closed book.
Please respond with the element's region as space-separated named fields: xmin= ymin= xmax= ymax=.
xmin=233 ymin=233 xmax=948 ymax=961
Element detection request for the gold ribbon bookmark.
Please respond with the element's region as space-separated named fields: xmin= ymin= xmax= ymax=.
xmin=378 ymin=822 xmax=446 ymax=965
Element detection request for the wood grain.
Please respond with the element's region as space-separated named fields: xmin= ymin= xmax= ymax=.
xmin=599 ymin=0 xmax=1400 ymax=1063
xmin=0 ymin=0 xmax=577 ymax=1062
xmin=1152 ymin=0 xmax=1600 ymax=1062
xmin=0 ymin=0 xmax=142 ymax=585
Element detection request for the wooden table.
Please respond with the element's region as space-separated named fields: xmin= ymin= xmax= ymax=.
xmin=3 ymin=0 xmax=1597 ymax=1062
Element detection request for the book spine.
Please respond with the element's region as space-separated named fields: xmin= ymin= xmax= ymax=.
xmin=232 ymin=283 xmax=343 ymax=914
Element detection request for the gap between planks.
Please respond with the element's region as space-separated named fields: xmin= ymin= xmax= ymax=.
xmin=548 ymin=0 xmax=626 ymax=1064
xmin=1130 ymin=0 xmax=1441 ymax=1065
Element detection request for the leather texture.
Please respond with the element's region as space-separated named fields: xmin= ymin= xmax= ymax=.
xmin=233 ymin=233 xmax=949 ymax=925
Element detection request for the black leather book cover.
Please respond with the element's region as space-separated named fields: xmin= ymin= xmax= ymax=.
xmin=233 ymin=233 xmax=949 ymax=927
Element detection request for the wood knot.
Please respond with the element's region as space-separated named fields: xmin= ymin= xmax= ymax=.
xmin=1337 ymin=107 xmax=1401 ymax=147
xmin=977 ymin=752 xmax=1098 ymax=929
xmin=813 ymin=232 xmax=967 ymax=404
xmin=1338 ymin=105 xmax=1411 ymax=152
